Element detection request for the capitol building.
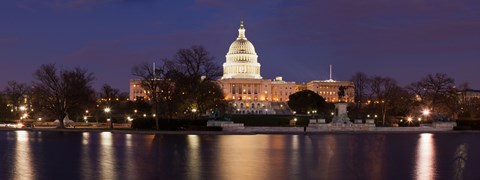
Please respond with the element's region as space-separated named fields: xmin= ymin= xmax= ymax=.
xmin=130 ymin=20 xmax=355 ymax=115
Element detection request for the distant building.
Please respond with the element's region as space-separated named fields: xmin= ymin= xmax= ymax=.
xmin=307 ymin=79 xmax=354 ymax=103
xmin=459 ymin=89 xmax=480 ymax=102
xmin=129 ymin=79 xmax=147 ymax=101
xmin=217 ymin=21 xmax=354 ymax=114
xmin=130 ymin=20 xmax=355 ymax=114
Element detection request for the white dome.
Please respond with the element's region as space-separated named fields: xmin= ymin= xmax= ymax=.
xmin=222 ymin=20 xmax=262 ymax=79
xmin=228 ymin=39 xmax=256 ymax=55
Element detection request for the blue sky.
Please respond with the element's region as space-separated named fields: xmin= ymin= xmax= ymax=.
xmin=1 ymin=0 xmax=479 ymax=92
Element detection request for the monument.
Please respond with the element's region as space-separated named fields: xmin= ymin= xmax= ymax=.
xmin=331 ymin=86 xmax=352 ymax=125
xmin=206 ymin=109 xmax=244 ymax=130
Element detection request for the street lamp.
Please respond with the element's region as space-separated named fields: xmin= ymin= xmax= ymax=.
xmin=422 ymin=109 xmax=431 ymax=116
xmin=19 ymin=106 xmax=27 ymax=120
xmin=191 ymin=108 xmax=197 ymax=120
xmin=104 ymin=107 xmax=112 ymax=129
xmin=422 ymin=109 xmax=431 ymax=122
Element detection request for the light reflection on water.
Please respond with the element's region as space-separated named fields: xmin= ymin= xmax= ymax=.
xmin=2 ymin=132 xmax=480 ymax=179
xmin=216 ymin=135 xmax=271 ymax=180
xmin=415 ymin=133 xmax=436 ymax=180
xmin=14 ymin=131 xmax=34 ymax=180
xmin=100 ymin=132 xmax=115 ymax=180
xmin=187 ymin=135 xmax=201 ymax=180
xmin=453 ymin=144 xmax=468 ymax=180
xmin=124 ymin=134 xmax=136 ymax=180
xmin=81 ymin=132 xmax=92 ymax=179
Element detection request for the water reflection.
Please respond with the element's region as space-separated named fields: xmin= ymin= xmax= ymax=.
xmin=14 ymin=131 xmax=34 ymax=180
xmin=415 ymin=133 xmax=436 ymax=180
xmin=361 ymin=134 xmax=386 ymax=180
xmin=288 ymin=135 xmax=300 ymax=180
xmin=324 ymin=135 xmax=336 ymax=179
xmin=3 ymin=131 xmax=480 ymax=180
xmin=453 ymin=144 xmax=468 ymax=180
xmin=187 ymin=135 xmax=201 ymax=180
xmin=216 ymin=136 xmax=270 ymax=180
xmin=100 ymin=132 xmax=115 ymax=180
xmin=124 ymin=134 xmax=136 ymax=180
xmin=81 ymin=132 xmax=93 ymax=179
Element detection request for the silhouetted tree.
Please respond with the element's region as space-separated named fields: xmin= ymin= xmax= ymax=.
xmin=132 ymin=46 xmax=225 ymax=122
xmin=350 ymin=72 xmax=370 ymax=113
xmin=288 ymin=90 xmax=327 ymax=114
xmin=31 ymin=64 xmax=95 ymax=128
xmin=0 ymin=93 xmax=10 ymax=121
xmin=170 ymin=45 xmax=222 ymax=80
xmin=367 ymin=76 xmax=399 ymax=125
xmin=408 ymin=73 xmax=456 ymax=119
xmin=3 ymin=81 xmax=31 ymax=119
xmin=132 ymin=62 xmax=166 ymax=130
xmin=166 ymin=46 xmax=224 ymax=117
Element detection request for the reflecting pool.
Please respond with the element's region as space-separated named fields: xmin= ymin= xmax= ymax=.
xmin=0 ymin=131 xmax=479 ymax=179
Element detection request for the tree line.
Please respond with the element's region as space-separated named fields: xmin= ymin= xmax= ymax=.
xmin=288 ymin=72 xmax=479 ymax=125
xmin=350 ymin=72 xmax=478 ymax=125
xmin=1 ymin=45 xmax=478 ymax=128
xmin=0 ymin=45 xmax=225 ymax=129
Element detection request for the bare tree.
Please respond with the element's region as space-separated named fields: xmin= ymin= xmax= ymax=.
xmin=3 ymin=81 xmax=31 ymax=119
xmin=350 ymin=72 xmax=370 ymax=114
xmin=407 ymin=73 xmax=456 ymax=119
xmin=172 ymin=45 xmax=222 ymax=80
xmin=368 ymin=76 xmax=398 ymax=125
xmin=168 ymin=46 xmax=225 ymax=116
xmin=406 ymin=81 xmax=428 ymax=105
xmin=99 ymin=84 xmax=120 ymax=102
xmin=99 ymin=83 xmax=121 ymax=128
xmin=4 ymin=81 xmax=31 ymax=107
xmin=132 ymin=46 xmax=224 ymax=125
xmin=132 ymin=62 xmax=166 ymax=130
xmin=31 ymin=64 xmax=95 ymax=128
xmin=421 ymin=73 xmax=455 ymax=113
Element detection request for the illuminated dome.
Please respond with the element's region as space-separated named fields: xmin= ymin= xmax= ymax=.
xmin=222 ymin=20 xmax=262 ymax=79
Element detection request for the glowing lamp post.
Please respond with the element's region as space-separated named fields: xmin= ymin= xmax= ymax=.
xmin=422 ymin=109 xmax=431 ymax=122
xmin=192 ymin=108 xmax=197 ymax=120
xmin=104 ymin=107 xmax=112 ymax=129
xmin=422 ymin=109 xmax=431 ymax=116
xmin=19 ymin=106 xmax=27 ymax=120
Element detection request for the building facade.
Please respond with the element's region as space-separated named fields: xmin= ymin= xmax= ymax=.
xmin=217 ymin=21 xmax=355 ymax=114
xmin=129 ymin=79 xmax=147 ymax=101
xmin=130 ymin=20 xmax=356 ymax=114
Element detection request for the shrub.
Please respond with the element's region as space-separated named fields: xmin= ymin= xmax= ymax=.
xmin=131 ymin=118 xmax=156 ymax=130
xmin=231 ymin=115 xmax=310 ymax=126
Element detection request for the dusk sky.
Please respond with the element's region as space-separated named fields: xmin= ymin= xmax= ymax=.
xmin=1 ymin=0 xmax=479 ymax=92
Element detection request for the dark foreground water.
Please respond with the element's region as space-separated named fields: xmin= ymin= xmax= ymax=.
xmin=0 ymin=131 xmax=479 ymax=180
